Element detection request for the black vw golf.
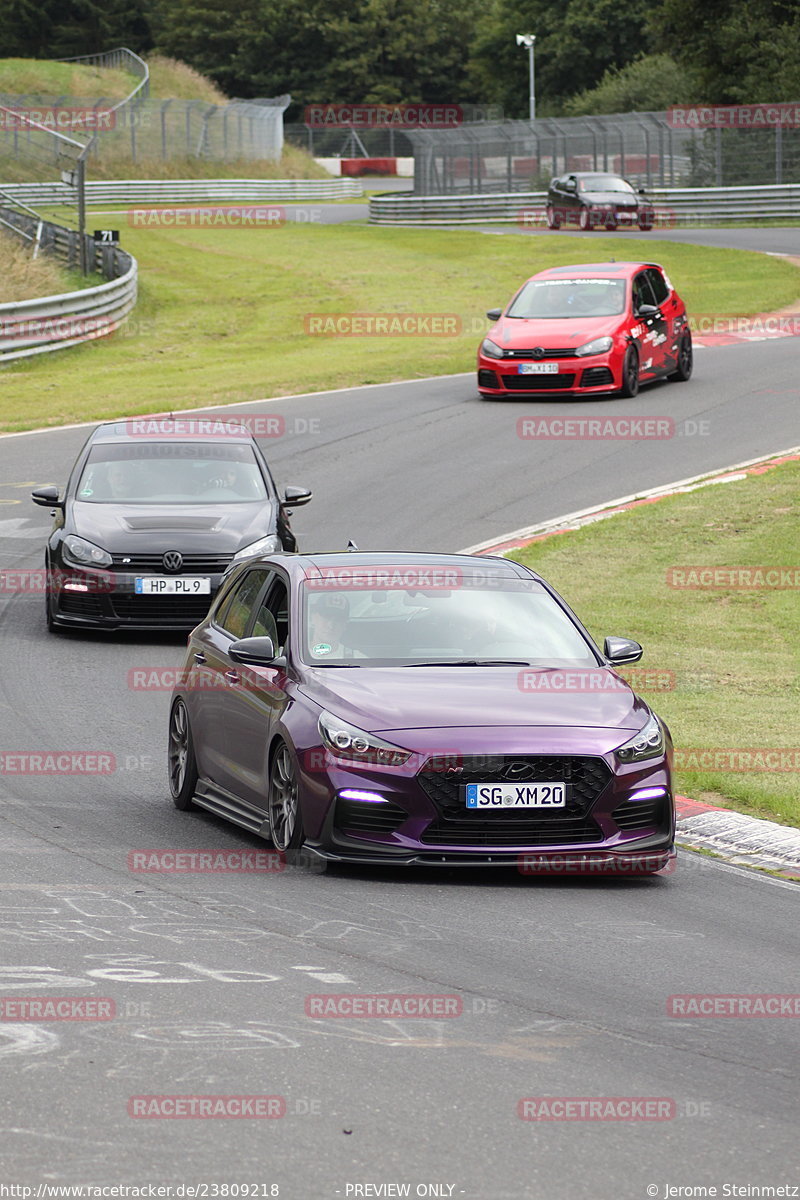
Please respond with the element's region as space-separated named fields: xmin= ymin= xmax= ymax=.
xmin=31 ymin=418 xmax=312 ymax=632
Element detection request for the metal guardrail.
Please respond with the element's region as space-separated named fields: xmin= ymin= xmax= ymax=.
xmin=369 ymin=184 xmax=800 ymax=224
xmin=0 ymin=178 xmax=364 ymax=205
xmin=0 ymin=208 xmax=137 ymax=362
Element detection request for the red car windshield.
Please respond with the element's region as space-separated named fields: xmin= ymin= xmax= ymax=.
xmin=507 ymin=278 xmax=626 ymax=319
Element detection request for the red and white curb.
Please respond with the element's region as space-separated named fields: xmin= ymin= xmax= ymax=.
xmin=461 ymin=446 xmax=800 ymax=879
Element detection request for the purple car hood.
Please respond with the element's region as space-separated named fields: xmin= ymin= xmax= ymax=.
xmin=300 ymin=665 xmax=647 ymax=735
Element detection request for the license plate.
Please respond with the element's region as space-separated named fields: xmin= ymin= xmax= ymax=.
xmin=465 ymin=782 xmax=566 ymax=809
xmin=519 ymin=362 xmax=558 ymax=374
xmin=135 ymin=576 xmax=211 ymax=594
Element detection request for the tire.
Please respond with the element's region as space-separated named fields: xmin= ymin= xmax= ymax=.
xmin=545 ymin=204 xmax=561 ymax=229
xmin=268 ymin=741 xmax=305 ymax=855
xmin=579 ymin=207 xmax=592 ymax=230
xmin=168 ymin=698 xmax=199 ymax=810
xmin=45 ymin=562 xmax=62 ymax=633
xmin=668 ymin=332 xmax=693 ymax=382
xmin=638 ymin=212 xmax=653 ymax=231
xmin=619 ymin=345 xmax=640 ymax=398
xmin=605 ymin=217 xmax=617 ymax=232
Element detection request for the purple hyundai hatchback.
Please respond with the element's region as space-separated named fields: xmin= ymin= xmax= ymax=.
xmin=168 ymin=552 xmax=675 ymax=874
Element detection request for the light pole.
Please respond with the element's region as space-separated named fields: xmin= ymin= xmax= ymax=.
xmin=515 ymin=33 xmax=536 ymax=122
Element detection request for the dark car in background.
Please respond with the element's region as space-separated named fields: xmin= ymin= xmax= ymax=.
xmin=546 ymin=172 xmax=655 ymax=231
xmin=168 ymin=551 xmax=675 ymax=874
xmin=31 ymin=418 xmax=312 ymax=632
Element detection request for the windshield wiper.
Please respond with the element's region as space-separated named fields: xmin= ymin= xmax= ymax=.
xmin=402 ymin=659 xmax=531 ymax=667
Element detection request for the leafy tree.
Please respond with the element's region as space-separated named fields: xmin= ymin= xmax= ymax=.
xmin=564 ymin=54 xmax=701 ymax=116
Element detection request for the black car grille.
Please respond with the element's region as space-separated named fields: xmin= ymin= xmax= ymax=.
xmin=501 ymin=373 xmax=576 ymax=390
xmin=612 ymin=797 xmax=668 ymax=832
xmin=580 ymin=366 xmax=614 ymax=387
xmin=110 ymin=595 xmax=213 ymax=622
xmin=504 ymin=348 xmax=578 ymax=359
xmin=478 ymin=369 xmax=500 ymax=388
xmin=58 ymin=592 xmax=105 ymax=619
xmin=334 ymin=796 xmax=409 ymax=835
xmin=417 ymin=754 xmax=610 ymax=847
xmin=110 ymin=553 xmax=232 ymax=573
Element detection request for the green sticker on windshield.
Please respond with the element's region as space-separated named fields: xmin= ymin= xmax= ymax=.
xmin=313 ymin=642 xmax=332 ymax=655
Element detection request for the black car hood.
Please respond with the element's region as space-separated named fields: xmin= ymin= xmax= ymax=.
xmin=69 ymin=500 xmax=276 ymax=554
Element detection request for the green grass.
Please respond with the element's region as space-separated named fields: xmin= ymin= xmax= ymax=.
xmin=0 ymin=55 xmax=227 ymax=103
xmin=508 ymin=462 xmax=800 ymax=827
xmin=1 ymin=227 xmax=798 ymax=429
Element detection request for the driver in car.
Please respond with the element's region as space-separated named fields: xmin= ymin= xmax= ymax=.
xmin=307 ymin=594 xmax=365 ymax=659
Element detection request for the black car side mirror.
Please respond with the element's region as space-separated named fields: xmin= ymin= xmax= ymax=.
xmin=604 ymin=636 xmax=643 ymax=665
xmin=638 ymin=188 xmax=646 ymax=195
xmin=635 ymin=303 xmax=659 ymax=319
xmin=486 ymin=308 xmax=503 ymax=321
xmin=283 ymin=486 xmax=312 ymax=507
xmin=229 ymin=636 xmax=276 ymax=665
xmin=31 ymin=486 xmax=62 ymax=507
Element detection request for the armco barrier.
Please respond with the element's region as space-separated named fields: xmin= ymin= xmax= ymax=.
xmin=0 ymin=178 xmax=364 ymax=206
xmin=368 ymin=183 xmax=800 ymax=224
xmin=0 ymin=208 xmax=137 ymax=362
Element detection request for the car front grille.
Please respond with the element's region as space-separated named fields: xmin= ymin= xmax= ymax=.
xmin=478 ymin=369 xmax=500 ymax=388
xmin=612 ymin=796 xmax=668 ymax=832
xmin=501 ymin=373 xmax=576 ymax=390
xmin=417 ymin=754 xmax=610 ymax=846
xmin=334 ymin=796 xmax=409 ymax=835
xmin=110 ymin=553 xmax=232 ymax=573
xmin=58 ymin=592 xmax=105 ymax=619
xmin=110 ymin=595 xmax=213 ymax=623
xmin=504 ymin=348 xmax=578 ymax=359
xmin=580 ymin=366 xmax=614 ymax=387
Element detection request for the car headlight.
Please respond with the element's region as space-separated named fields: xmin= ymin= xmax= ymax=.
xmin=62 ymin=535 xmax=112 ymax=568
xmin=481 ymin=338 xmax=505 ymax=359
xmin=615 ymin=713 xmax=665 ymax=763
xmin=232 ymin=534 xmax=281 ymax=562
xmin=318 ymin=710 xmax=411 ymax=767
xmin=576 ymin=336 xmax=613 ymax=357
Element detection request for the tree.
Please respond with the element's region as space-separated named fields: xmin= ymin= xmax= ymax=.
xmin=564 ymin=54 xmax=701 ymax=116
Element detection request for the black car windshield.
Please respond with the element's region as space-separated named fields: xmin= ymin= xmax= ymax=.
xmin=578 ymin=176 xmax=635 ymax=194
xmin=76 ymin=442 xmax=269 ymax=504
xmin=507 ymin=278 xmax=626 ymax=319
xmin=300 ymin=574 xmax=598 ymax=666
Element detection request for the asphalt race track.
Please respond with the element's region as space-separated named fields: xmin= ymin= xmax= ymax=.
xmin=0 ymin=221 xmax=798 ymax=1198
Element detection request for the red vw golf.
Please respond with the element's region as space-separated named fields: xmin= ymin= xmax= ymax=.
xmin=476 ymin=261 xmax=693 ymax=400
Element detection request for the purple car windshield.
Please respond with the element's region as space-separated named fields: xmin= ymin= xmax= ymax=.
xmin=301 ymin=577 xmax=598 ymax=666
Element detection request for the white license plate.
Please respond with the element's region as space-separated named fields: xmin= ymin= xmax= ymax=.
xmin=465 ymin=782 xmax=566 ymax=809
xmin=135 ymin=576 xmax=211 ymax=595
xmin=519 ymin=362 xmax=559 ymax=374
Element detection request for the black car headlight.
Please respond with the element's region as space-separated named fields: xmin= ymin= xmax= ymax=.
xmin=481 ymin=338 xmax=505 ymax=359
xmin=575 ymin=336 xmax=613 ymax=357
xmin=318 ymin=710 xmax=411 ymax=767
xmin=62 ymin=535 xmax=112 ymax=569
xmin=232 ymin=534 xmax=281 ymax=562
xmin=615 ymin=713 xmax=665 ymax=763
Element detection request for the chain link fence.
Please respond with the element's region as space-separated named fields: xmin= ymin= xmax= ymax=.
xmin=405 ymin=110 xmax=800 ymax=194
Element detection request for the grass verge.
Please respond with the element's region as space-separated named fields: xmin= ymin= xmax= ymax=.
xmin=508 ymin=460 xmax=800 ymax=827
xmin=0 ymin=226 xmax=798 ymax=429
